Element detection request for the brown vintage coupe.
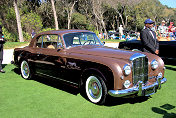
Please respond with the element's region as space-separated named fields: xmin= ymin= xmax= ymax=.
xmin=14 ymin=30 xmax=167 ymax=104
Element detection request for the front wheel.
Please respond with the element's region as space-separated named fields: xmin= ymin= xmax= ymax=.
xmin=85 ymin=75 xmax=107 ymax=104
xmin=20 ymin=60 xmax=32 ymax=80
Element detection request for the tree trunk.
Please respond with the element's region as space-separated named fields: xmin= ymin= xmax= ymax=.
xmin=67 ymin=12 xmax=71 ymax=29
xmin=125 ymin=16 xmax=128 ymax=28
xmin=118 ymin=12 xmax=125 ymax=28
xmin=101 ymin=19 xmax=108 ymax=39
xmin=14 ymin=0 xmax=24 ymax=42
xmin=115 ymin=16 xmax=119 ymax=31
xmin=111 ymin=21 xmax=115 ymax=31
xmin=51 ymin=0 xmax=59 ymax=30
xmin=67 ymin=1 xmax=77 ymax=29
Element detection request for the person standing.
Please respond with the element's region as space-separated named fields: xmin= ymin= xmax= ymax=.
xmin=140 ymin=19 xmax=159 ymax=55
xmin=0 ymin=25 xmax=6 ymax=73
xmin=158 ymin=20 xmax=168 ymax=37
xmin=168 ymin=22 xmax=175 ymax=40
xmin=31 ymin=29 xmax=36 ymax=38
xmin=118 ymin=25 xmax=124 ymax=40
xmin=173 ymin=27 xmax=176 ymax=39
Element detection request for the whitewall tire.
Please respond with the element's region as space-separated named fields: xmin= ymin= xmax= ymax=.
xmin=20 ymin=60 xmax=32 ymax=80
xmin=85 ymin=75 xmax=107 ymax=104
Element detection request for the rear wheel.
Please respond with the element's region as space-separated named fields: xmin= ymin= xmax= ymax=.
xmin=20 ymin=60 xmax=32 ymax=80
xmin=85 ymin=75 xmax=107 ymax=104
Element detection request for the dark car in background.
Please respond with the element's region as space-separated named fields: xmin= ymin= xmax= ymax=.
xmin=119 ymin=39 xmax=176 ymax=59
xmin=108 ymin=29 xmax=138 ymax=40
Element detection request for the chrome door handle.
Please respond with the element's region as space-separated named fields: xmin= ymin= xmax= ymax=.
xmin=36 ymin=52 xmax=41 ymax=56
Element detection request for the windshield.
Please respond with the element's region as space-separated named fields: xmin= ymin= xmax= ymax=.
xmin=63 ymin=32 xmax=102 ymax=48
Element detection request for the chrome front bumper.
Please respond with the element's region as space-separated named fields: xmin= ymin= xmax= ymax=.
xmin=108 ymin=77 xmax=167 ymax=97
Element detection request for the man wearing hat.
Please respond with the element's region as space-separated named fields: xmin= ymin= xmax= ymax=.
xmin=0 ymin=25 xmax=5 ymax=73
xmin=158 ymin=20 xmax=168 ymax=37
xmin=140 ymin=19 xmax=159 ymax=55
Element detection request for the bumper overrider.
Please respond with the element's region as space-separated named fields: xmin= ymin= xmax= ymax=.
xmin=108 ymin=76 xmax=167 ymax=97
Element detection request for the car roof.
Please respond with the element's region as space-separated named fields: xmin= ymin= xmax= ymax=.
xmin=29 ymin=29 xmax=94 ymax=47
xmin=37 ymin=29 xmax=93 ymax=36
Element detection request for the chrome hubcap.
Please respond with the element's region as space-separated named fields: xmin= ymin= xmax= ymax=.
xmin=90 ymin=82 xmax=100 ymax=96
xmin=21 ymin=61 xmax=30 ymax=78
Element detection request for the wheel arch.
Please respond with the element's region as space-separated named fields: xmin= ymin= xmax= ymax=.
xmin=80 ymin=63 xmax=114 ymax=90
xmin=14 ymin=50 xmax=29 ymax=67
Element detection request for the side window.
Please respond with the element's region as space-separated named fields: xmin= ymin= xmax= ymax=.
xmin=42 ymin=35 xmax=56 ymax=49
xmin=73 ymin=37 xmax=81 ymax=45
xmin=36 ymin=35 xmax=63 ymax=49
xmin=36 ymin=36 xmax=43 ymax=48
xmin=57 ymin=36 xmax=63 ymax=49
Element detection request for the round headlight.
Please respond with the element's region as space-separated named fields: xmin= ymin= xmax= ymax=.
xmin=151 ymin=59 xmax=158 ymax=69
xmin=123 ymin=64 xmax=131 ymax=75
xmin=124 ymin=80 xmax=131 ymax=88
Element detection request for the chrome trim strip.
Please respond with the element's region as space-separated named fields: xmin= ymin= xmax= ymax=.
xmin=36 ymin=72 xmax=78 ymax=86
xmin=108 ymin=77 xmax=167 ymax=97
xmin=130 ymin=53 xmax=146 ymax=61
xmin=28 ymin=59 xmax=55 ymax=65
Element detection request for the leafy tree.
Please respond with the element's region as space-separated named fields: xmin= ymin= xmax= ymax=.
xmin=21 ymin=12 xmax=43 ymax=34
xmin=103 ymin=5 xmax=117 ymax=31
xmin=71 ymin=12 xmax=87 ymax=29
xmin=1 ymin=0 xmax=176 ymax=42
xmin=61 ymin=0 xmax=78 ymax=29
xmin=37 ymin=1 xmax=55 ymax=28
xmin=91 ymin=0 xmax=108 ymax=38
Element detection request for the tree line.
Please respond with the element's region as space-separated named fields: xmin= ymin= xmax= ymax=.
xmin=0 ymin=0 xmax=175 ymax=42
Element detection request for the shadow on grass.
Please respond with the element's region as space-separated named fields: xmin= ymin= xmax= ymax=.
xmin=165 ymin=66 xmax=176 ymax=71
xmin=31 ymin=76 xmax=152 ymax=106
xmin=13 ymin=68 xmax=20 ymax=74
xmin=2 ymin=64 xmax=7 ymax=69
xmin=152 ymin=104 xmax=176 ymax=118
xmin=163 ymin=58 xmax=176 ymax=66
xmin=104 ymin=96 xmax=150 ymax=106
xmin=12 ymin=67 xmax=151 ymax=106
xmin=163 ymin=59 xmax=176 ymax=71
xmin=12 ymin=67 xmax=80 ymax=96
xmin=33 ymin=76 xmax=80 ymax=95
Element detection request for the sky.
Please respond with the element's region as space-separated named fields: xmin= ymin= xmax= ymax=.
xmin=159 ymin=0 xmax=176 ymax=8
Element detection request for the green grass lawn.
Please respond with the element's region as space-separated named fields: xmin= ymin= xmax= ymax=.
xmin=0 ymin=64 xmax=176 ymax=118
xmin=4 ymin=42 xmax=29 ymax=49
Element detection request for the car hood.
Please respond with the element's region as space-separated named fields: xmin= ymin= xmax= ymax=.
xmin=68 ymin=45 xmax=138 ymax=60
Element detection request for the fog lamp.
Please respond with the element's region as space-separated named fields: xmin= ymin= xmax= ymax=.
xmin=124 ymin=80 xmax=131 ymax=88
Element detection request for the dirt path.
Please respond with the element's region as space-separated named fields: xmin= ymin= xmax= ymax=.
xmin=2 ymin=49 xmax=14 ymax=64
xmin=2 ymin=45 xmax=27 ymax=64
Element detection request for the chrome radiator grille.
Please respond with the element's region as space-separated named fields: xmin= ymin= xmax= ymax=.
xmin=131 ymin=54 xmax=148 ymax=85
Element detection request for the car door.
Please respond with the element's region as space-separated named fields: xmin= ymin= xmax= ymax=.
xmin=33 ymin=34 xmax=67 ymax=78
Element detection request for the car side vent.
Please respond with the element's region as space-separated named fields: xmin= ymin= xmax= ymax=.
xmin=130 ymin=53 xmax=148 ymax=85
